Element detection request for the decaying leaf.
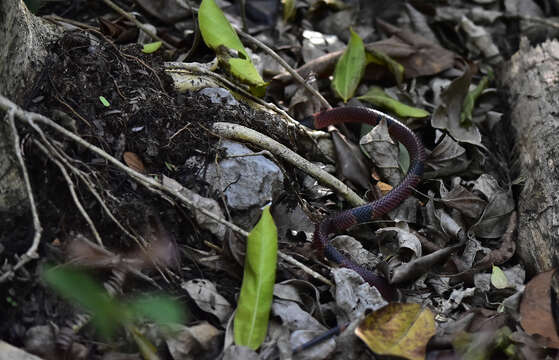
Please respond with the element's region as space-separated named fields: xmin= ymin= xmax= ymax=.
xmin=520 ymin=269 xmax=559 ymax=348
xmin=439 ymin=181 xmax=487 ymax=219
xmin=331 ymin=130 xmax=371 ymax=190
xmin=375 ymin=19 xmax=457 ymax=78
xmin=491 ymin=266 xmax=510 ymax=289
xmin=425 ymin=133 xmax=469 ymax=174
xmin=123 ymin=152 xmax=146 ymax=174
xmin=431 ymin=65 xmax=483 ymax=146
xmin=391 ymin=242 xmax=464 ymax=284
xmin=355 ymin=303 xmax=436 ymax=360
xmin=360 ymin=118 xmax=400 ymax=186
xmin=181 ymin=279 xmax=232 ymax=324
xmin=469 ymin=175 xmax=515 ymax=239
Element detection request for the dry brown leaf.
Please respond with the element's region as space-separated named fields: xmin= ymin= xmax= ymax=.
xmin=520 ymin=268 xmax=559 ymax=348
xmin=123 ymin=151 xmax=146 ymax=174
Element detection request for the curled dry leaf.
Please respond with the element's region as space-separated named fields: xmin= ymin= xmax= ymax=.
xmin=360 ymin=118 xmax=400 ymax=186
xmin=439 ymin=181 xmax=487 ymax=220
xmin=355 ymin=303 xmax=436 ymax=360
xmin=431 ymin=65 xmax=483 ymax=146
xmin=425 ymin=134 xmax=469 ymax=174
xmin=520 ymin=268 xmax=559 ymax=348
xmin=331 ymin=130 xmax=371 ymax=190
xmin=181 ymin=279 xmax=232 ymax=324
xmin=123 ymin=151 xmax=146 ymax=174
xmin=391 ymin=242 xmax=464 ymax=284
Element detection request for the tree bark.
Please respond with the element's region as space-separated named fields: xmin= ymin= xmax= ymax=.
xmin=498 ymin=38 xmax=559 ymax=274
xmin=0 ymin=0 xmax=60 ymax=215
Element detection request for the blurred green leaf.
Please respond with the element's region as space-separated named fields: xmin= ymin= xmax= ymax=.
xmin=491 ymin=266 xmax=510 ymax=289
xmin=129 ymin=295 xmax=187 ymax=325
xmin=358 ymin=86 xmax=429 ymax=118
xmin=234 ymin=206 xmax=277 ymax=350
xmin=332 ymin=29 xmax=366 ymax=102
xmin=198 ymin=0 xmax=266 ymax=92
xmin=129 ymin=325 xmax=160 ymax=360
xmin=99 ymin=96 xmax=110 ymax=107
xmin=142 ymin=41 xmax=162 ymax=54
xmin=282 ymin=0 xmax=296 ymax=22
xmin=42 ymin=266 xmax=127 ymax=339
xmin=461 ymin=71 xmax=493 ymax=126
xmin=366 ymin=48 xmax=405 ymax=87
xmin=398 ymin=142 xmax=410 ymax=174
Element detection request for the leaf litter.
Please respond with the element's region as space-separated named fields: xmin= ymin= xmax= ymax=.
xmin=3 ymin=0 xmax=553 ymax=359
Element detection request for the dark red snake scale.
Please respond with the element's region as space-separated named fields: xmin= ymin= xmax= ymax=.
xmin=312 ymin=107 xmax=426 ymax=300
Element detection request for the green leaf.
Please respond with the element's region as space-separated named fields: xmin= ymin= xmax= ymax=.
xmin=366 ymin=48 xmax=405 ymax=87
xmin=129 ymin=295 xmax=187 ymax=325
xmin=332 ymin=29 xmax=366 ymax=103
xmin=282 ymin=0 xmax=296 ymax=22
xmin=198 ymin=0 xmax=266 ymax=91
xmin=491 ymin=265 xmax=509 ymax=289
xmin=42 ymin=266 xmax=127 ymax=339
xmin=358 ymin=87 xmax=429 ymax=118
xmin=234 ymin=206 xmax=277 ymax=350
xmin=99 ymin=96 xmax=110 ymax=107
xmin=142 ymin=41 xmax=162 ymax=54
xmin=129 ymin=325 xmax=161 ymax=360
xmin=398 ymin=142 xmax=410 ymax=174
xmin=461 ymin=71 xmax=493 ymax=126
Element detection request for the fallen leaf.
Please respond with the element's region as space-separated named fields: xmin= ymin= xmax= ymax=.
xmin=331 ymin=130 xmax=371 ymax=190
xmin=491 ymin=265 xmax=510 ymax=289
xmin=141 ymin=41 xmax=162 ymax=54
xmin=520 ymin=269 xmax=559 ymax=348
xmin=355 ymin=303 xmax=436 ymax=360
xmin=332 ymin=29 xmax=366 ymax=102
xmin=358 ymin=86 xmax=429 ymax=118
xmin=234 ymin=206 xmax=277 ymax=350
xmin=431 ymin=65 xmax=483 ymax=146
xmin=123 ymin=152 xmax=146 ymax=174
xmin=198 ymin=0 xmax=266 ymax=92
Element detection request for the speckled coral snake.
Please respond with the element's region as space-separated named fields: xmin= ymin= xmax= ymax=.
xmin=312 ymin=107 xmax=426 ymax=300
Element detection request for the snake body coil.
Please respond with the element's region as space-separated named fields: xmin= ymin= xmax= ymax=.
xmin=312 ymin=107 xmax=426 ymax=300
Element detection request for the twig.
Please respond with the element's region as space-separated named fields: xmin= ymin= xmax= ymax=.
xmin=0 ymin=110 xmax=43 ymax=282
xmin=164 ymin=62 xmax=328 ymax=141
xmin=507 ymin=14 xmax=559 ymax=30
xmin=212 ymin=122 xmax=366 ymax=207
xmin=101 ymin=0 xmax=176 ymax=50
xmin=278 ymin=252 xmax=333 ymax=287
xmin=175 ymin=0 xmax=201 ymax=60
xmin=34 ymin=140 xmax=104 ymax=247
xmin=54 ymin=95 xmax=91 ymax=127
xmin=54 ymin=150 xmax=139 ymax=244
xmin=236 ymin=29 xmax=332 ymax=110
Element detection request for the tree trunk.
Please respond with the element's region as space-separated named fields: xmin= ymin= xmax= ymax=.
xmin=0 ymin=0 xmax=60 ymax=215
xmin=498 ymin=38 xmax=559 ymax=274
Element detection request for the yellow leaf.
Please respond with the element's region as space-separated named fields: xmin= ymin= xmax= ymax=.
xmin=355 ymin=303 xmax=436 ymax=360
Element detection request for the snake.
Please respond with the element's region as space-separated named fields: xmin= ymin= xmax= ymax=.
xmin=312 ymin=107 xmax=426 ymax=300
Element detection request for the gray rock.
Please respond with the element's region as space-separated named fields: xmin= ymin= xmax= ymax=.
xmin=205 ymin=140 xmax=284 ymax=210
xmin=198 ymin=87 xmax=239 ymax=107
